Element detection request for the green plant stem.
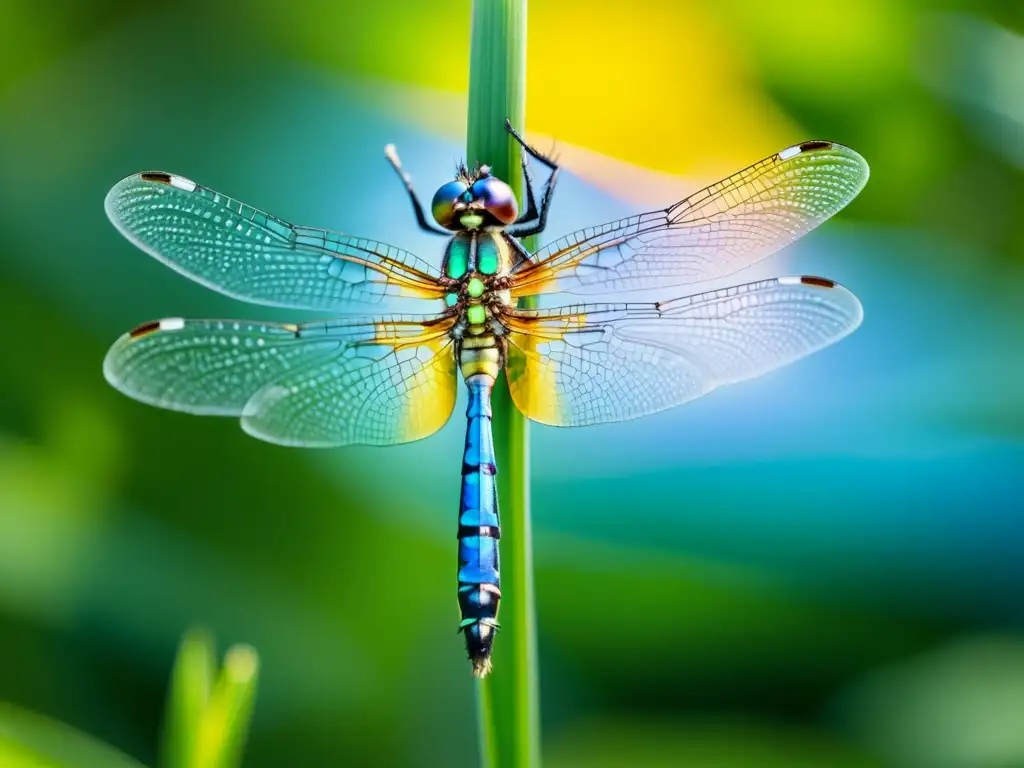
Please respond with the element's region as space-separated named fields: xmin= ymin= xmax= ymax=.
xmin=475 ymin=674 xmax=499 ymax=768
xmin=467 ymin=1 xmax=541 ymax=767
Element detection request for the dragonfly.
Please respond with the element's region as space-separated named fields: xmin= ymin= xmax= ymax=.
xmin=103 ymin=121 xmax=868 ymax=677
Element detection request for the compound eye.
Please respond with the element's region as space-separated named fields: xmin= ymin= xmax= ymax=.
xmin=431 ymin=180 xmax=469 ymax=230
xmin=471 ymin=177 xmax=518 ymax=225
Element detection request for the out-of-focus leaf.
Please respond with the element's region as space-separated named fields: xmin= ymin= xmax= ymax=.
xmin=161 ymin=634 xmax=259 ymax=768
xmin=546 ymin=718 xmax=881 ymax=768
xmin=0 ymin=393 xmax=120 ymax=627
xmin=162 ymin=630 xmax=215 ymax=768
xmin=190 ymin=645 xmax=258 ymax=768
xmin=919 ymin=14 xmax=1024 ymax=169
xmin=0 ymin=702 xmax=147 ymax=768
xmin=0 ymin=0 xmax=124 ymax=94
xmin=837 ymin=635 xmax=1024 ymax=768
xmin=712 ymin=0 xmax=912 ymax=98
xmin=535 ymin=536 xmax=941 ymax=707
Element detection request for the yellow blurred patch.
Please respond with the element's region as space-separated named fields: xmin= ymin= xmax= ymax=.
xmin=527 ymin=0 xmax=794 ymax=176
xmin=252 ymin=0 xmax=796 ymax=181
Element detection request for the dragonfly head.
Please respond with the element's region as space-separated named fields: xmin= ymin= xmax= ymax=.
xmin=431 ymin=164 xmax=518 ymax=231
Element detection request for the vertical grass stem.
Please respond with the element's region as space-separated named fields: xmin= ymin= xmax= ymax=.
xmin=467 ymin=1 xmax=541 ymax=766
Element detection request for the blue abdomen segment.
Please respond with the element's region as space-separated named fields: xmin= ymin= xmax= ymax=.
xmin=458 ymin=374 xmax=501 ymax=677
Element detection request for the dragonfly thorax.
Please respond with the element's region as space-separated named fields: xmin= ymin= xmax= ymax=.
xmin=443 ymin=229 xmax=514 ymax=380
xmin=443 ymin=230 xmax=515 ymax=278
xmin=442 ymin=231 xmax=515 ymax=318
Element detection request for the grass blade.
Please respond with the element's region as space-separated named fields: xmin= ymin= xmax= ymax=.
xmin=161 ymin=629 xmax=215 ymax=768
xmin=160 ymin=630 xmax=259 ymax=768
xmin=0 ymin=702 xmax=147 ymax=768
xmin=467 ymin=1 xmax=541 ymax=766
xmin=192 ymin=644 xmax=259 ymax=768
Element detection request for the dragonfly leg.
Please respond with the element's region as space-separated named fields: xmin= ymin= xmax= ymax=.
xmin=505 ymin=118 xmax=558 ymax=171
xmin=514 ymin=154 xmax=540 ymax=226
xmin=385 ymin=144 xmax=451 ymax=237
xmin=508 ymin=166 xmax=559 ymax=238
xmin=505 ymin=119 xmax=560 ymax=238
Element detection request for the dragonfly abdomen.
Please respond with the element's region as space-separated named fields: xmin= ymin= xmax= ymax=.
xmin=457 ymin=372 xmax=501 ymax=677
xmin=459 ymin=332 xmax=501 ymax=380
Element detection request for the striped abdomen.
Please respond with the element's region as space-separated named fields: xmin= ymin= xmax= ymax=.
xmin=457 ymin=370 xmax=501 ymax=677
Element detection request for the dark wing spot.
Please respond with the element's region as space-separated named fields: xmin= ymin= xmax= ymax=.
xmin=799 ymin=140 xmax=833 ymax=152
xmin=140 ymin=172 xmax=173 ymax=184
xmin=129 ymin=320 xmax=162 ymax=338
xmin=800 ymin=276 xmax=836 ymax=288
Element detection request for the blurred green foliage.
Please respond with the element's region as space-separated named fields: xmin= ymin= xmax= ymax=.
xmin=0 ymin=701 xmax=146 ymax=767
xmin=0 ymin=630 xmax=257 ymax=768
xmin=1 ymin=1 xmax=1022 ymax=766
xmin=163 ymin=631 xmax=259 ymax=768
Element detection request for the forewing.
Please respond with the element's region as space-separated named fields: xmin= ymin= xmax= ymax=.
xmin=106 ymin=172 xmax=445 ymax=311
xmin=104 ymin=314 xmax=458 ymax=446
xmin=510 ymin=142 xmax=868 ymax=297
xmin=503 ymin=276 xmax=862 ymax=426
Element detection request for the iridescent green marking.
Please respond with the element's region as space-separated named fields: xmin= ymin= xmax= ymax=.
xmin=446 ymin=238 xmax=469 ymax=278
xmin=445 ymin=292 xmax=459 ymax=307
xmin=467 ymin=277 xmax=485 ymax=298
xmin=478 ymin=252 xmax=498 ymax=274
xmin=467 ymin=304 xmax=486 ymax=325
xmin=477 ymin=236 xmax=500 ymax=275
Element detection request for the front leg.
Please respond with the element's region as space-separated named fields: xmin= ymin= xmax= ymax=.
xmin=507 ymin=167 xmax=559 ymax=239
xmin=513 ymin=154 xmax=541 ymax=226
xmin=505 ymin=119 xmax=558 ymax=171
xmin=385 ymin=144 xmax=452 ymax=237
xmin=504 ymin=120 xmax=561 ymax=239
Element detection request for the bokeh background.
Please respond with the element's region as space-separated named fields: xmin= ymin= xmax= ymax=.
xmin=2 ymin=1 xmax=1023 ymax=766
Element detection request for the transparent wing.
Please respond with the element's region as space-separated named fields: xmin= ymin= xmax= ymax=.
xmin=510 ymin=142 xmax=868 ymax=297
xmin=502 ymin=276 xmax=862 ymax=426
xmin=106 ymin=172 xmax=445 ymax=311
xmin=104 ymin=314 xmax=458 ymax=446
